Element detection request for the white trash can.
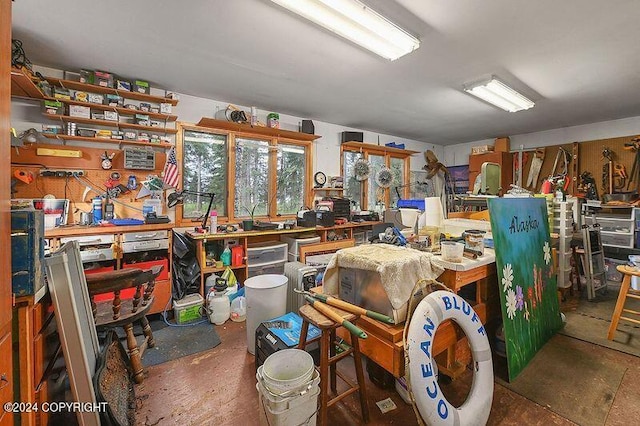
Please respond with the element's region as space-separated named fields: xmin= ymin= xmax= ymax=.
xmin=245 ymin=274 xmax=288 ymax=354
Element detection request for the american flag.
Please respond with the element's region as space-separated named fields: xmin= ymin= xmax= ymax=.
xmin=162 ymin=147 xmax=179 ymax=188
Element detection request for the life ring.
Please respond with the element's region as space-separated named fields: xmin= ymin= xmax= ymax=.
xmin=406 ymin=290 xmax=493 ymax=426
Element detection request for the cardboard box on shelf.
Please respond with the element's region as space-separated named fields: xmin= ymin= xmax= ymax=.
xmin=495 ymin=137 xmax=510 ymax=152
xmin=471 ymin=144 xmax=494 ymax=155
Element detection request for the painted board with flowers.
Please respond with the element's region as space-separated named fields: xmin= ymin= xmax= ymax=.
xmin=488 ymin=197 xmax=563 ymax=381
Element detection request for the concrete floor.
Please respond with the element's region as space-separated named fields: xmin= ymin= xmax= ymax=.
xmin=134 ymin=314 xmax=640 ymax=426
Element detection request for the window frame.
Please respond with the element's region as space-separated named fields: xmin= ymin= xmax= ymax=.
xmin=176 ymin=122 xmax=313 ymax=226
xmin=340 ymin=143 xmax=413 ymax=210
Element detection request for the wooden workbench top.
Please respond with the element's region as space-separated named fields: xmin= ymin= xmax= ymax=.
xmin=45 ymin=222 xmax=175 ymax=237
xmin=185 ymin=226 xmax=318 ymax=240
xmin=431 ymin=248 xmax=496 ymax=271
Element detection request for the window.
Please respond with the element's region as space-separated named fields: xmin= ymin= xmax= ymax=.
xmin=277 ymin=144 xmax=307 ymax=215
xmin=177 ymin=124 xmax=313 ymax=224
xmin=181 ymin=130 xmax=227 ymax=218
xmin=341 ymin=143 xmax=413 ymax=211
xmin=234 ymin=138 xmax=270 ymax=218
xmin=343 ymin=151 xmax=363 ymax=210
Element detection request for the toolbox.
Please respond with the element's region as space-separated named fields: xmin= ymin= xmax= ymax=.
xmin=11 ymin=210 xmax=46 ymax=298
xmin=255 ymin=312 xmax=321 ymax=369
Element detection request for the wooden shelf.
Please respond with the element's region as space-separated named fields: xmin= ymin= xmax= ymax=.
xmin=197 ymin=117 xmax=321 ymax=141
xmin=42 ymin=133 xmax=173 ymax=148
xmin=312 ymin=187 xmax=344 ymax=192
xmin=202 ymin=264 xmax=246 ymax=274
xmin=43 ymin=114 xmax=178 ymax=134
xmin=341 ymin=141 xmax=419 ymax=155
xmin=11 ymin=68 xmax=44 ymax=99
xmin=44 ymin=96 xmax=178 ymax=122
xmin=45 ymin=77 xmax=179 ymax=106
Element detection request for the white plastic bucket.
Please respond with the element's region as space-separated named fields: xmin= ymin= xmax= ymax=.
xmin=257 ymin=368 xmax=320 ymax=426
xmin=245 ymin=274 xmax=288 ymax=354
xmin=262 ymin=349 xmax=314 ymax=395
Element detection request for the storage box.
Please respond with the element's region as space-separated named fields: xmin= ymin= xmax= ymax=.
xmin=105 ymin=94 xmax=124 ymax=107
xmin=339 ymin=267 xmax=403 ymax=324
xmin=139 ymin=102 xmax=151 ymax=112
xmin=77 ymin=128 xmax=97 ymax=138
xmin=111 ymin=131 xmax=124 ymax=140
xmin=133 ymin=80 xmax=150 ymax=94
xmin=79 ymin=69 xmax=94 ymax=84
xmin=53 ymin=87 xmax=71 ymax=100
xmin=172 ymin=293 xmax=204 ymax=324
xmin=104 ymin=111 xmax=119 ymax=121
xmin=94 ymin=70 xmax=114 ymax=88
xmin=471 ymin=144 xmax=494 ymax=155
xmin=42 ymin=124 xmax=63 ymax=134
xmin=88 ymin=93 xmax=104 ymax=104
xmin=494 ymin=137 xmax=510 ymax=152
xmin=69 ymin=105 xmax=91 ymax=119
xmin=96 ymin=130 xmax=112 ymax=139
xmin=116 ymin=79 xmax=132 ymax=91
xmin=124 ymin=130 xmax=137 ymax=141
xmin=11 ymin=210 xmax=45 ymax=297
xmin=160 ymin=103 xmax=172 ymax=114
xmin=135 ymin=114 xmax=150 ymax=126
xmin=73 ymin=91 xmax=88 ymax=102
xmin=43 ymin=100 xmax=64 ymax=115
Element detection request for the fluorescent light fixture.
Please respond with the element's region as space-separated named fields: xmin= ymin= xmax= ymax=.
xmin=270 ymin=0 xmax=419 ymax=60
xmin=281 ymin=146 xmax=305 ymax=154
xmin=464 ymin=77 xmax=535 ymax=112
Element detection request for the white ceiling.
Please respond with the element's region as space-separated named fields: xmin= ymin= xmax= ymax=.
xmin=11 ymin=0 xmax=640 ymax=145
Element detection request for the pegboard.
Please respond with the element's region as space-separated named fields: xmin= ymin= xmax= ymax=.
xmin=11 ymin=143 xmax=168 ymax=224
xmin=513 ymin=134 xmax=640 ymax=197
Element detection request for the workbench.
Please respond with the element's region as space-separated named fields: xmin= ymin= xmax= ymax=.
xmin=335 ymin=249 xmax=498 ymax=379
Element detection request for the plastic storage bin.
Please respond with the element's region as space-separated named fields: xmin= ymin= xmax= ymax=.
xmin=247 ymin=242 xmax=288 ymax=265
xmin=601 ymin=232 xmax=634 ymax=248
xmin=172 ymin=293 xmax=204 ymax=324
xmin=280 ymin=235 xmax=321 ymax=262
xmin=248 ymin=261 xmax=286 ymax=277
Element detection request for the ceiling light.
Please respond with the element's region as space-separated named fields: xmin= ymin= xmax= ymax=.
xmin=464 ymin=77 xmax=535 ymax=112
xmin=270 ymin=0 xmax=420 ymax=60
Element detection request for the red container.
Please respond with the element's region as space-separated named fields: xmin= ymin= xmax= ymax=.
xmin=231 ymin=246 xmax=244 ymax=266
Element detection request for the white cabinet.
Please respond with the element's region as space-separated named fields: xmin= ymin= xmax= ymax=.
xmin=586 ymin=206 xmax=635 ymax=248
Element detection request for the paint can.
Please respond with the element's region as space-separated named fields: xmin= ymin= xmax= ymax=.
xmin=463 ymin=229 xmax=486 ymax=255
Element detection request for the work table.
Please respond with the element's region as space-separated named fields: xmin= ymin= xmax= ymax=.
xmin=431 ymin=248 xmax=496 ymax=271
xmin=44 ymin=222 xmax=175 ymax=238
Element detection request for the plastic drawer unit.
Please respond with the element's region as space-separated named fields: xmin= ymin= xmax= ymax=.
xmin=121 ymin=238 xmax=169 ymax=253
xmin=60 ymin=234 xmax=116 ymax=263
xmin=248 ymin=261 xmax=286 ymax=277
xmin=600 ymin=232 xmax=634 ymax=248
xmin=122 ymin=230 xmax=169 ymax=242
xmin=247 ymin=242 xmax=288 ymax=266
xmin=280 ymin=235 xmax=321 ymax=262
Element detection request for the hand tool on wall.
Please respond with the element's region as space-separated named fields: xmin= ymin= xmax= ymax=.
xmin=602 ymin=147 xmax=614 ymax=194
xmin=303 ymin=295 xmax=368 ymax=339
xmin=614 ymin=164 xmax=627 ymax=191
xmin=295 ymin=289 xmax=395 ymax=324
xmin=578 ymin=172 xmax=599 ymax=200
xmin=526 ymin=147 xmax=546 ymax=189
xmin=513 ymin=150 xmax=529 ymax=187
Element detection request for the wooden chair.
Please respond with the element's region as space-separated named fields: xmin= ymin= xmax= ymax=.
xmin=608 ymin=265 xmax=640 ymax=340
xmin=298 ymin=303 xmax=369 ymax=425
xmin=85 ymin=265 xmax=163 ymax=383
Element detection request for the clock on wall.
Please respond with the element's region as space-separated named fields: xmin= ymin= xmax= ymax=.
xmin=314 ymin=171 xmax=327 ymax=188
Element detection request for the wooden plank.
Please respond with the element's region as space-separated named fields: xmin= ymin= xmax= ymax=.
xmin=17 ymin=305 xmax=35 ymax=426
xmin=43 ymin=114 xmax=178 ymax=134
xmin=439 ymin=263 xmax=497 ymax=291
xmin=341 ymin=141 xmax=418 ymax=156
xmin=299 ymin=239 xmax=355 ymax=264
xmin=197 ymin=117 xmax=320 ymax=141
xmin=44 ymin=223 xmax=173 ymax=238
xmin=42 ymin=133 xmax=173 ymax=148
xmin=45 ymin=77 xmax=178 ymax=105
xmin=10 ymin=68 xmax=44 ymax=99
xmin=43 ymin=96 xmax=177 ymax=121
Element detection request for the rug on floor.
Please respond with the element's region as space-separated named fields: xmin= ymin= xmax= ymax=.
xmin=498 ymin=334 xmax=627 ymax=426
xmin=142 ymin=316 xmax=221 ymax=367
xmin=560 ymin=288 xmax=640 ymax=357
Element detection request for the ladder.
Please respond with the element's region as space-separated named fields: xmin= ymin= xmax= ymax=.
xmin=581 ymin=222 xmax=607 ymax=300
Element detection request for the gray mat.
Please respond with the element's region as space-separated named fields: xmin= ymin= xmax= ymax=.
xmin=142 ymin=317 xmax=221 ymax=367
xmin=498 ymin=335 xmax=627 ymax=426
xmin=560 ymin=288 xmax=640 ymax=357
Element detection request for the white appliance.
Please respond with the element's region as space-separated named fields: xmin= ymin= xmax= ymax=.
xmin=284 ymin=261 xmax=318 ymax=312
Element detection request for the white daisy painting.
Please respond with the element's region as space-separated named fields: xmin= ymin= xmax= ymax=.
xmin=505 ymin=288 xmax=517 ymax=319
xmin=543 ymin=241 xmax=551 ymax=265
xmin=502 ymin=263 xmax=514 ymax=292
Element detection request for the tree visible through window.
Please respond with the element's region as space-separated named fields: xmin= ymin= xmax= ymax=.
xmin=235 ymin=138 xmax=270 ymax=217
xmin=343 ymin=151 xmax=362 ymax=210
xmin=277 ymin=144 xmax=306 ymax=214
xmin=182 ymin=131 xmax=227 ymax=218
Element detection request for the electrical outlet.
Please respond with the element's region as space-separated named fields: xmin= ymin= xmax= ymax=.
xmin=39 ymin=169 xmax=85 ymax=177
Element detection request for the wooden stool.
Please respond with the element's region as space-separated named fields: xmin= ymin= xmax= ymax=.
xmin=298 ymin=304 xmax=369 ymax=425
xmin=608 ymin=265 xmax=640 ymax=340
